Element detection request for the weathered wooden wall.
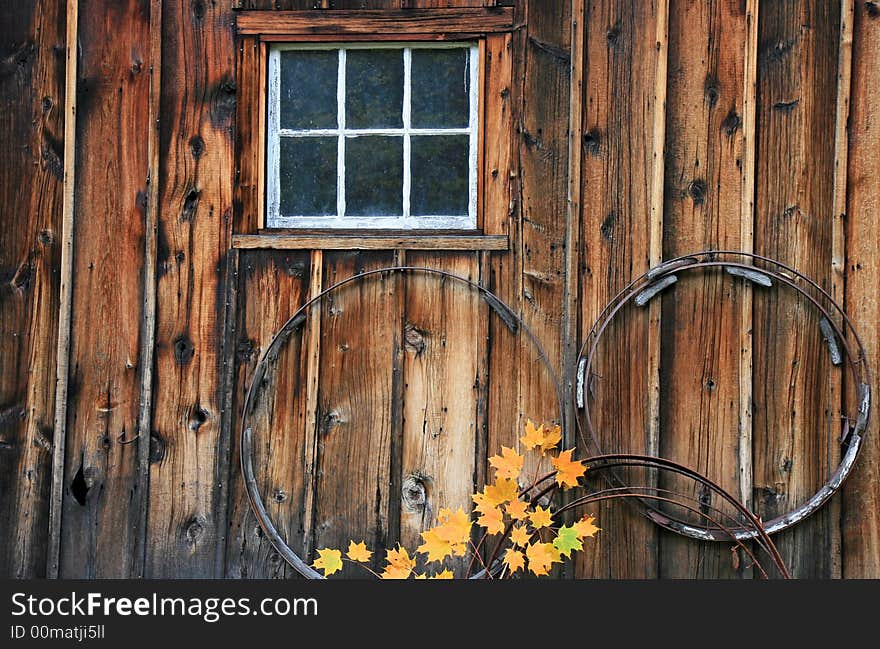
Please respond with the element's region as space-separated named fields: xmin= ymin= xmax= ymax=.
xmin=1 ymin=0 xmax=878 ymax=579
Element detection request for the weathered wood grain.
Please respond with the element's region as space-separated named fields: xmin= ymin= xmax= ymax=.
xmin=234 ymin=37 xmax=264 ymax=235
xmin=658 ymin=0 xmax=749 ymax=579
xmin=232 ymin=234 xmax=509 ymax=250
xmin=58 ymin=0 xmax=151 ymax=579
xmin=842 ymin=0 xmax=880 ymax=579
xmin=575 ymin=0 xmax=663 ymax=579
xmin=0 ymin=0 xmax=65 ymax=578
xmin=753 ymin=0 xmax=841 ymax=578
xmin=237 ymin=8 xmax=515 ymax=36
xmin=224 ymin=250 xmax=311 ymax=579
xmin=311 ymin=251 xmax=398 ymax=576
xmin=146 ymin=0 xmax=235 ymax=577
xmin=399 ymin=252 xmax=484 ymax=572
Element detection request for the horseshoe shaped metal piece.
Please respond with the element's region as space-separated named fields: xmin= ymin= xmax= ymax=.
xmin=575 ymin=250 xmax=872 ymax=541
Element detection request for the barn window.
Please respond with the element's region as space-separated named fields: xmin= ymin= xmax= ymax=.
xmin=266 ymin=43 xmax=479 ymax=230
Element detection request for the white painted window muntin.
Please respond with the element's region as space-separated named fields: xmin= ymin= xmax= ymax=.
xmin=267 ymin=42 xmax=479 ymax=229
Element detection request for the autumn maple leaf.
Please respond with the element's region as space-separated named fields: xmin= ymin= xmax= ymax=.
xmin=510 ymin=524 xmax=531 ymax=547
xmin=505 ymin=498 xmax=530 ymax=521
xmin=503 ymin=548 xmax=525 ymax=573
xmin=477 ymin=505 xmax=505 ymax=535
xmin=526 ymin=542 xmax=560 ymax=576
xmin=346 ymin=540 xmax=372 ymax=563
xmin=520 ymin=420 xmax=562 ymax=454
xmin=572 ymin=514 xmax=601 ymax=539
xmin=430 ymin=569 xmax=454 ymax=579
xmin=417 ymin=507 xmax=472 ymax=563
xmin=520 ymin=420 xmax=546 ymax=450
xmin=551 ymin=448 xmax=587 ymax=489
xmin=529 ymin=505 xmax=553 ymax=529
xmin=313 ymin=548 xmax=343 ymax=577
xmin=382 ymin=545 xmax=416 ymax=579
xmin=489 ymin=446 xmax=524 ymax=481
xmin=474 ymin=478 xmax=519 ymax=513
xmin=553 ymin=524 xmax=583 ymax=558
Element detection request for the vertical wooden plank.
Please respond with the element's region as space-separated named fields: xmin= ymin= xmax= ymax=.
xmin=146 ymin=0 xmax=235 ymax=577
xmin=224 ymin=251 xmax=312 ymax=578
xmin=515 ymin=0 xmax=570 ymax=444
xmin=48 ymin=0 xmax=78 ymax=579
xmin=657 ymin=0 xmax=750 ymax=578
xmin=484 ymin=29 xmax=523 ymax=504
xmin=0 ymin=0 xmax=66 ymax=578
xmin=311 ymin=251 xmax=398 ymax=576
xmin=565 ymin=0 xmax=585 ymax=444
xmin=576 ymin=0 xmax=661 ymax=579
xmin=842 ymin=0 xmax=880 ymax=579
xmin=59 ymin=0 xmax=151 ymax=578
xmin=399 ymin=253 xmax=483 ymax=566
xmin=234 ymin=37 xmax=263 ymax=235
xmin=753 ymin=0 xmax=841 ymax=578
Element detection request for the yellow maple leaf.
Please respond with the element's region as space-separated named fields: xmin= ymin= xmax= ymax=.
xmin=346 ymin=540 xmax=372 ymax=563
xmin=551 ymin=448 xmax=587 ymax=489
xmin=312 ymin=548 xmax=343 ymax=577
xmin=503 ymin=548 xmax=525 ymax=573
xmin=520 ymin=420 xmax=546 ymax=450
xmin=414 ymin=573 xmax=427 ymax=579
xmin=572 ymin=514 xmax=601 ymax=539
xmin=477 ymin=505 xmax=506 ymax=535
xmin=520 ymin=420 xmax=562 ymax=454
xmin=526 ymin=542 xmax=560 ymax=576
xmin=417 ymin=508 xmax=472 ymax=563
xmin=529 ymin=505 xmax=553 ymax=529
xmin=435 ymin=507 xmax=472 ymax=544
xmin=489 ymin=446 xmax=524 ymax=481
xmin=540 ymin=424 xmax=562 ymax=453
xmin=505 ymin=498 xmax=530 ymax=521
xmin=430 ymin=569 xmax=454 ymax=580
xmin=381 ymin=545 xmax=415 ymax=579
xmin=510 ymin=524 xmax=531 ymax=547
xmin=484 ymin=478 xmax=519 ymax=507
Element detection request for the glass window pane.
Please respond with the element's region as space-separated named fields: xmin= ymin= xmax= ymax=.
xmin=279 ymin=51 xmax=338 ymax=130
xmin=279 ymin=137 xmax=337 ymax=216
xmin=411 ymin=49 xmax=470 ymax=129
xmin=346 ymin=50 xmax=404 ymax=129
xmin=410 ymin=135 xmax=469 ymax=216
xmin=345 ymin=136 xmax=403 ymax=216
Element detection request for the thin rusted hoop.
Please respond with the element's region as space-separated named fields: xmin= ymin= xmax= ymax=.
xmin=241 ymin=266 xmax=565 ymax=579
xmin=575 ymin=251 xmax=871 ymax=540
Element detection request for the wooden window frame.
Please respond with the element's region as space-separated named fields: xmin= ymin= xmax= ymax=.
xmin=233 ymin=7 xmax=515 ymax=251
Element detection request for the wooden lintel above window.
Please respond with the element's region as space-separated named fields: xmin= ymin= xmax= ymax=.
xmin=236 ymin=8 xmax=516 ymax=37
xmin=231 ymin=233 xmax=509 ymax=251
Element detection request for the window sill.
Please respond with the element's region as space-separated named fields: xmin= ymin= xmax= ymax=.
xmin=231 ymin=232 xmax=508 ymax=251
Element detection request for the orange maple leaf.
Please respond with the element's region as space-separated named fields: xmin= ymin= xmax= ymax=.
xmin=381 ymin=545 xmax=415 ymax=579
xmin=346 ymin=540 xmax=372 ymax=563
xmin=313 ymin=548 xmax=343 ymax=577
xmin=520 ymin=420 xmax=562 ymax=454
xmin=540 ymin=424 xmax=562 ymax=452
xmin=489 ymin=446 xmax=524 ymax=481
xmin=572 ymin=514 xmax=601 ymax=539
xmin=417 ymin=507 xmax=471 ymax=563
xmin=430 ymin=569 xmax=454 ymax=579
xmin=551 ymin=448 xmax=587 ymax=489
xmin=520 ymin=420 xmax=546 ymax=450
xmin=529 ymin=505 xmax=553 ymax=529
xmin=505 ymin=498 xmax=530 ymax=521
xmin=526 ymin=542 xmax=560 ymax=576
xmin=503 ymin=548 xmax=525 ymax=574
xmin=484 ymin=478 xmax=519 ymax=507
xmin=510 ymin=524 xmax=531 ymax=547
xmin=477 ymin=505 xmax=506 ymax=535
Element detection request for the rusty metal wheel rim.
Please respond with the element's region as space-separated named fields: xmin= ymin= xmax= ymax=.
xmin=575 ymin=250 xmax=871 ymax=540
xmin=240 ymin=266 xmax=565 ymax=579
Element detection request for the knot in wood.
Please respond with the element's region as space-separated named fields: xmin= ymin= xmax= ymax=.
xmin=402 ymin=474 xmax=428 ymax=513
xmin=404 ymin=322 xmax=426 ymax=355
